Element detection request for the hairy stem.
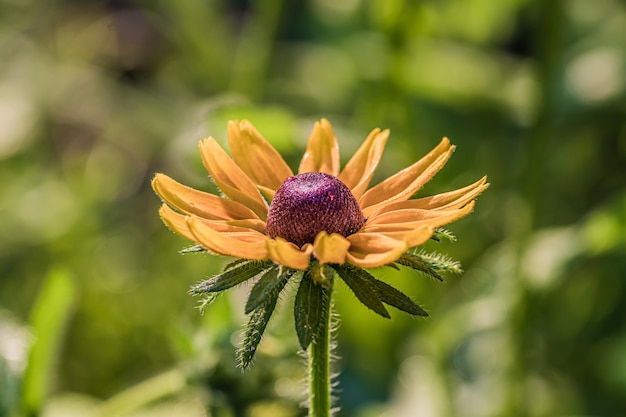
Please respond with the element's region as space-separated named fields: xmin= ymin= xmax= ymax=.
xmin=308 ymin=280 xmax=333 ymax=417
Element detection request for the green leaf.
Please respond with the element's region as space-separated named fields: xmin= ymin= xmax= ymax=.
xmin=358 ymin=270 xmax=428 ymax=317
xmin=238 ymin=271 xmax=291 ymax=369
xmin=294 ymin=271 xmax=329 ymax=350
xmin=190 ymin=260 xmax=272 ymax=294
xmin=333 ymin=264 xmax=390 ymax=319
xmin=245 ymin=267 xmax=295 ymax=314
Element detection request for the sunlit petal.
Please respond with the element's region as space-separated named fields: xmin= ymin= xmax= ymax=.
xmin=158 ymin=204 xmax=196 ymax=242
xmin=198 ymin=137 xmax=268 ymax=219
xmin=187 ymin=216 xmax=269 ymax=259
xmin=373 ymin=226 xmax=434 ymax=248
xmin=370 ymin=176 xmax=488 ymax=215
xmin=312 ymin=232 xmax=350 ymax=265
xmin=338 ymin=128 xmax=389 ymax=200
xmin=298 ymin=118 xmax=340 ymax=176
xmin=257 ymin=185 xmax=276 ymax=202
xmin=266 ymin=238 xmax=312 ymax=270
xmin=345 ymin=232 xmax=409 ymax=268
xmin=152 ymin=173 xmax=260 ymax=220
xmin=364 ymin=202 xmax=475 ymax=234
xmin=228 ymin=120 xmax=294 ymax=190
xmin=360 ymin=138 xmax=455 ymax=217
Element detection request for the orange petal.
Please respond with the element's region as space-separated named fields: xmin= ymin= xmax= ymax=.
xmin=257 ymin=185 xmax=276 ymax=202
xmin=370 ymin=176 xmax=488 ymax=215
xmin=363 ymin=202 xmax=475 ymax=233
xmin=360 ymin=138 xmax=455 ymax=217
xmin=158 ymin=204 xmax=196 ymax=242
xmin=371 ymin=226 xmax=434 ymax=248
xmin=345 ymin=232 xmax=409 ymax=268
xmin=187 ymin=216 xmax=269 ymax=259
xmin=152 ymin=173 xmax=260 ymax=220
xmin=266 ymin=238 xmax=312 ymax=270
xmin=298 ymin=118 xmax=340 ymax=176
xmin=198 ymin=138 xmax=268 ymax=219
xmin=338 ymin=128 xmax=389 ymax=200
xmin=312 ymin=232 xmax=350 ymax=265
xmin=228 ymin=120 xmax=293 ymax=190
xmin=366 ymin=208 xmax=454 ymax=226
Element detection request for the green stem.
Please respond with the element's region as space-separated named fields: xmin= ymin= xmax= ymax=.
xmin=308 ymin=280 xmax=333 ymax=417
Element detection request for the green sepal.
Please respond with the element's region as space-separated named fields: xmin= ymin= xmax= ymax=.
xmin=180 ymin=245 xmax=206 ymax=254
xmin=294 ymin=270 xmax=331 ymax=350
xmin=333 ymin=264 xmax=390 ymax=319
xmin=308 ymin=260 xmax=334 ymax=288
xmin=396 ymin=251 xmax=462 ymax=282
xmin=355 ymin=269 xmax=428 ymax=317
xmin=245 ymin=267 xmax=295 ymax=314
xmin=238 ymin=273 xmax=290 ymax=370
xmin=432 ymin=227 xmax=457 ymax=242
xmin=189 ymin=260 xmax=273 ymax=294
xmin=196 ymin=293 xmax=219 ymax=315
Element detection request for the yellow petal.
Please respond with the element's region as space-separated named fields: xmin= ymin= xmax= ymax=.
xmin=228 ymin=120 xmax=294 ymax=190
xmin=338 ymin=128 xmax=389 ymax=200
xmin=158 ymin=204 xmax=196 ymax=242
xmin=257 ymin=185 xmax=276 ymax=202
xmin=198 ymin=138 xmax=268 ymax=219
xmin=363 ymin=202 xmax=475 ymax=233
xmin=152 ymin=173 xmax=260 ymax=220
xmin=266 ymin=238 xmax=312 ymax=270
xmin=298 ymin=118 xmax=340 ymax=176
xmin=186 ymin=217 xmax=267 ymax=234
xmin=366 ymin=208 xmax=453 ymax=226
xmin=360 ymin=138 xmax=455 ymax=217
xmin=370 ymin=176 xmax=488 ymax=215
xmin=312 ymin=232 xmax=350 ymax=265
xmin=372 ymin=226 xmax=434 ymax=248
xmin=187 ymin=216 xmax=269 ymax=259
xmin=345 ymin=232 xmax=409 ymax=268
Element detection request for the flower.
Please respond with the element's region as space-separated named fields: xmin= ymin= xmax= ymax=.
xmin=153 ymin=118 xmax=488 ymax=369
xmin=152 ymin=119 xmax=488 ymax=271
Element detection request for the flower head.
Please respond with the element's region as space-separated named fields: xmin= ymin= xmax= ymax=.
xmin=152 ymin=119 xmax=487 ymax=270
xmin=153 ymin=119 xmax=488 ymax=368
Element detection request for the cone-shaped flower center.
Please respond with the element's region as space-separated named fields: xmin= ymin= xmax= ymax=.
xmin=265 ymin=172 xmax=365 ymax=248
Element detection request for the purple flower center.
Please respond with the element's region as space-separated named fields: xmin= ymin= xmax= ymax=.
xmin=265 ymin=172 xmax=365 ymax=248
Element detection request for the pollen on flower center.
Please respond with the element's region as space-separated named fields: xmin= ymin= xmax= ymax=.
xmin=265 ymin=172 xmax=365 ymax=248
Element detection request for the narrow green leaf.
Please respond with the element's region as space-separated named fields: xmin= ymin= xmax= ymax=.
xmin=333 ymin=264 xmax=390 ymax=318
xmin=190 ymin=260 xmax=272 ymax=294
xmin=222 ymin=257 xmax=249 ymax=271
xmin=361 ymin=272 xmax=428 ymax=317
xmin=238 ymin=272 xmax=291 ymax=369
xmin=245 ymin=267 xmax=294 ymax=314
xmin=294 ymin=271 xmax=325 ymax=350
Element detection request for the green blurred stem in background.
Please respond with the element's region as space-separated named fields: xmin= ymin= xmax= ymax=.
xmin=21 ymin=268 xmax=76 ymax=417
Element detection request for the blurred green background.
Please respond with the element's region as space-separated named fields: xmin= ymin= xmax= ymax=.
xmin=1 ymin=0 xmax=625 ymax=416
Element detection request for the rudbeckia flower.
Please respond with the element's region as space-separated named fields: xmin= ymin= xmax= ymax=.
xmin=152 ymin=119 xmax=487 ymax=368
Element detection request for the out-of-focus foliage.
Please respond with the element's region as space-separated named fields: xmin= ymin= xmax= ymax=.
xmin=1 ymin=0 xmax=625 ymax=416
